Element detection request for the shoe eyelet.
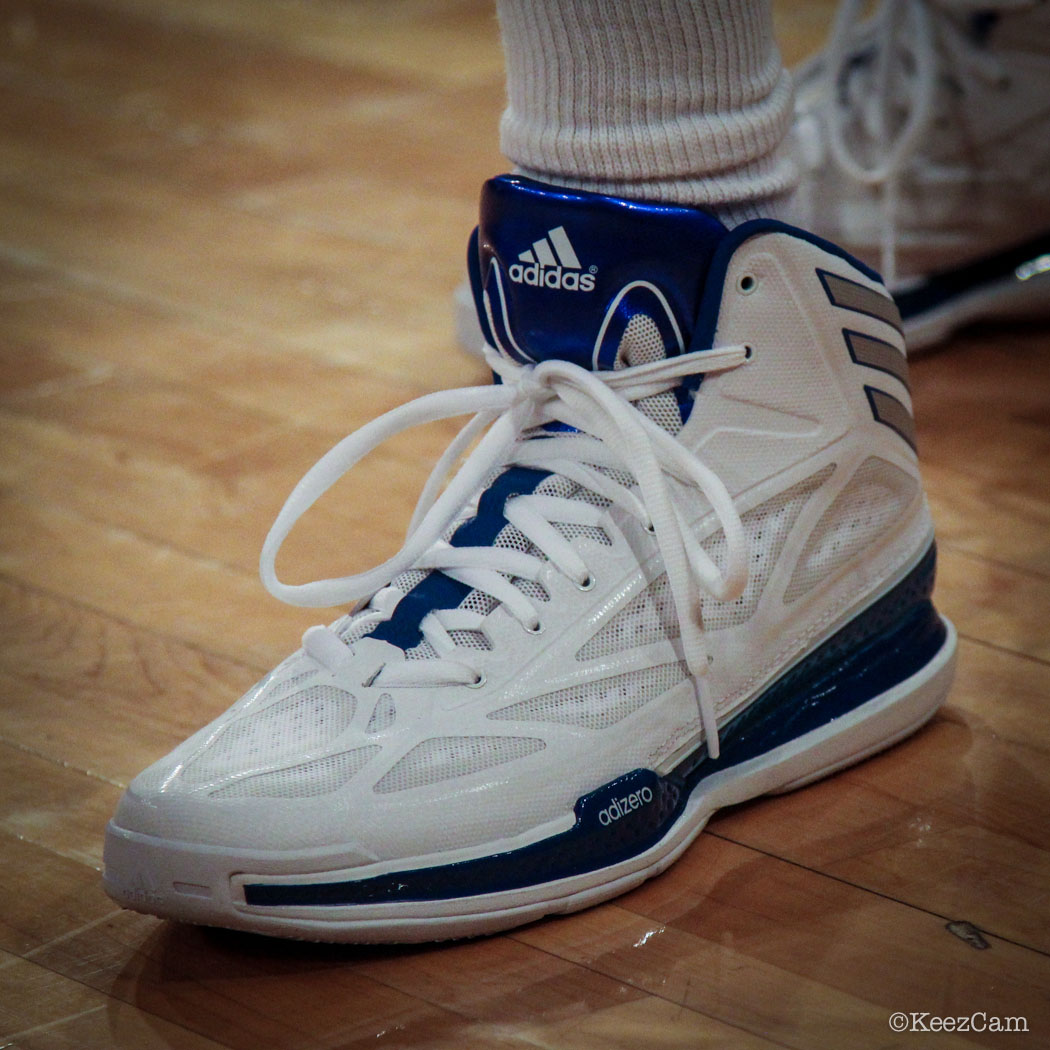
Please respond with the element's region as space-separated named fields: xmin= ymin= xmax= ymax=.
xmin=524 ymin=620 xmax=544 ymax=634
xmin=644 ymin=521 xmax=656 ymax=535
xmin=576 ymin=574 xmax=595 ymax=591
xmin=738 ymin=274 xmax=758 ymax=294
xmin=744 ymin=345 xmax=754 ymax=360
xmin=467 ymin=672 xmax=486 ymax=688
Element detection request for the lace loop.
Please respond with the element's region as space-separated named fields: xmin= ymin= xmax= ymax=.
xmin=262 ymin=344 xmax=751 ymax=757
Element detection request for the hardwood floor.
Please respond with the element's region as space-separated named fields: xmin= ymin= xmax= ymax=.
xmin=1 ymin=2 xmax=1047 ymax=1047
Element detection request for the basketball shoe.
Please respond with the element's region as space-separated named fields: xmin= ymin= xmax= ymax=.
xmin=104 ymin=176 xmax=956 ymax=942
xmin=794 ymin=0 xmax=1050 ymax=349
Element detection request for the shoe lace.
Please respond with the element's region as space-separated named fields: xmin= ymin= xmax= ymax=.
xmin=818 ymin=0 xmax=1015 ymax=284
xmin=260 ymin=344 xmax=751 ymax=759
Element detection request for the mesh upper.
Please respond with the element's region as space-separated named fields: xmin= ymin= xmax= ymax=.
xmin=489 ymin=663 xmax=688 ymax=730
xmin=577 ymin=466 xmax=833 ymax=660
xmin=374 ymin=736 xmax=546 ymax=794
xmin=366 ymin=693 xmax=397 ymax=733
xmin=208 ymin=746 xmax=380 ymax=800
xmin=618 ymin=312 xmax=684 ymax=435
xmin=180 ymin=679 xmax=356 ymax=787
xmin=785 ymin=457 xmax=918 ymax=602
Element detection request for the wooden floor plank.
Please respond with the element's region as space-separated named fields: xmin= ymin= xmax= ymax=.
xmin=510 ymin=996 xmax=788 ymax=1050
xmin=68 ymin=0 xmax=508 ymax=90
xmin=936 ymin=550 xmax=1050 ymax=662
xmin=0 ymin=746 xmax=120 ymax=868
xmin=913 ymin=335 xmax=1050 ymax=578
xmin=21 ymin=886 xmax=679 ymax=1050
xmin=0 ymin=495 xmax=314 ymax=668
xmin=517 ymin=894 xmax=1031 ymax=1050
xmin=0 ymin=576 xmax=259 ymax=785
xmin=0 ymin=951 xmax=115 ymax=1041
xmin=711 ymin=637 xmax=1050 ymax=951
xmin=0 ymin=835 xmax=124 ymax=959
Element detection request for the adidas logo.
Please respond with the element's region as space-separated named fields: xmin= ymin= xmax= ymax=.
xmin=508 ymin=226 xmax=596 ymax=292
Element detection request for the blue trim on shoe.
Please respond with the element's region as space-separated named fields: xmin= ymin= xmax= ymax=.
xmin=244 ymin=544 xmax=944 ymax=908
xmin=369 ymin=467 xmax=550 ymax=651
xmin=467 ymin=226 xmax=496 ymax=350
xmin=893 ymin=230 xmax=1050 ymax=321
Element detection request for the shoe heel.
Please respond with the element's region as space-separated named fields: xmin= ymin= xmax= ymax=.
xmin=765 ymin=616 xmax=957 ymax=795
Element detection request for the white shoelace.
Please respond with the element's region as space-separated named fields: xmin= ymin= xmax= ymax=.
xmin=820 ymin=0 xmax=1015 ymax=284
xmin=261 ymin=345 xmax=751 ymax=758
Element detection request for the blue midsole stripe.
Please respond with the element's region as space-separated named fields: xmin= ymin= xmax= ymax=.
xmin=244 ymin=544 xmax=943 ymax=908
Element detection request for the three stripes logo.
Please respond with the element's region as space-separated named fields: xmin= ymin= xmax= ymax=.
xmin=508 ymin=225 xmax=596 ymax=292
xmin=817 ymin=269 xmax=916 ymax=451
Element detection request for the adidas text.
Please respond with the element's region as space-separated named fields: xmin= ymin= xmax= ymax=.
xmin=598 ymin=785 xmax=654 ymax=826
xmin=510 ymin=226 xmax=594 ymax=292
xmin=508 ymin=263 xmax=596 ymax=292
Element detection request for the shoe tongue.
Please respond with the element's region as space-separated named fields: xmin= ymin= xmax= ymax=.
xmin=469 ymin=175 xmax=728 ymax=371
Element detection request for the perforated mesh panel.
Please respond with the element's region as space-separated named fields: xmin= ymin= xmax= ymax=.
xmin=405 ymin=638 xmax=440 ymax=661
xmin=460 ymin=589 xmax=500 ymax=616
xmin=616 ymin=313 xmax=682 ymax=435
xmin=373 ymin=735 xmax=545 ymax=794
xmin=576 ymin=576 xmax=680 ymax=660
xmin=341 ymin=617 xmax=374 ymax=644
xmin=701 ymin=466 xmax=833 ymax=630
xmin=208 ymin=746 xmax=380 ymax=800
xmin=489 ymin=663 xmax=688 ymax=730
xmin=182 ymin=682 xmax=357 ymax=785
xmin=367 ymin=693 xmax=397 ymax=733
xmin=552 ymin=523 xmax=611 ymax=545
xmin=447 ymin=629 xmax=493 ymax=651
xmin=514 ymin=579 xmax=550 ymax=603
xmin=577 ymin=467 xmax=833 ymax=658
xmin=785 ymin=457 xmax=919 ymax=602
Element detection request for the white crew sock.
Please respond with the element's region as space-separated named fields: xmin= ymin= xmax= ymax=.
xmin=496 ymin=0 xmax=797 ymax=226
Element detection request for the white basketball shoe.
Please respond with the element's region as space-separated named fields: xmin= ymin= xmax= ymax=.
xmin=104 ymin=176 xmax=956 ymax=943
xmin=794 ymin=0 xmax=1050 ymax=349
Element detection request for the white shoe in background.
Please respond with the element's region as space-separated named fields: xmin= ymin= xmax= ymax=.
xmin=794 ymin=0 xmax=1050 ymax=349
